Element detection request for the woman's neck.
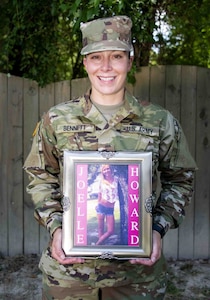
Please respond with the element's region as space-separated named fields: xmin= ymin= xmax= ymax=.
xmin=104 ymin=174 xmax=114 ymax=183
xmin=90 ymin=88 xmax=125 ymax=106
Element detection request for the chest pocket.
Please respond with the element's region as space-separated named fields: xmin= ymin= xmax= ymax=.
xmin=55 ymin=124 xmax=98 ymax=151
xmin=115 ymin=132 xmax=156 ymax=152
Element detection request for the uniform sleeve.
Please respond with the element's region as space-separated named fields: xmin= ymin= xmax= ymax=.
xmin=24 ymin=113 xmax=63 ymax=238
xmin=152 ymin=113 xmax=197 ymax=237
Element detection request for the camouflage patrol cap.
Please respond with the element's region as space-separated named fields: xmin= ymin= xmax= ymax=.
xmin=80 ymin=16 xmax=133 ymax=55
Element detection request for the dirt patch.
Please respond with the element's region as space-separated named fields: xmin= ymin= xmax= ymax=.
xmin=0 ymin=254 xmax=209 ymax=299
xmin=0 ymin=254 xmax=42 ymax=300
xmin=165 ymin=259 xmax=210 ymax=299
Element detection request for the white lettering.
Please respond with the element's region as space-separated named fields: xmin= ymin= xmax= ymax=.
xmin=77 ymin=220 xmax=85 ymax=230
xmin=77 ymin=207 xmax=85 ymax=217
xmin=130 ymin=208 xmax=139 ymax=217
xmin=77 ymin=194 xmax=85 ymax=203
xmin=130 ymin=180 xmax=139 ymax=190
xmin=77 ymin=234 xmax=85 ymax=244
xmin=131 ymin=221 xmax=138 ymax=231
xmin=129 ymin=194 xmax=139 ymax=203
xmin=78 ymin=166 xmax=84 ymax=176
xmin=130 ymin=235 xmax=139 ymax=245
xmin=130 ymin=167 xmax=139 ymax=177
xmin=77 ymin=180 xmax=86 ymax=189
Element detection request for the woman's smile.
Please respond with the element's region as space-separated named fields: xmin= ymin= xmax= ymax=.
xmin=98 ymin=76 xmax=116 ymax=82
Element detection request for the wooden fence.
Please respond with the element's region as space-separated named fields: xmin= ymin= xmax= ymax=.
xmin=0 ymin=65 xmax=210 ymax=260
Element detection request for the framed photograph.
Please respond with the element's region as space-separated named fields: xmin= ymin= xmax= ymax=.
xmin=62 ymin=151 xmax=153 ymax=259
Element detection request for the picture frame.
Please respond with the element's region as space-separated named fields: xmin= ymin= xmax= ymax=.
xmin=62 ymin=151 xmax=153 ymax=260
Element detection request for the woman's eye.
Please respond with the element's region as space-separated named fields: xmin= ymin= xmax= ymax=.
xmin=90 ymin=55 xmax=101 ymax=60
xmin=113 ymin=54 xmax=123 ymax=59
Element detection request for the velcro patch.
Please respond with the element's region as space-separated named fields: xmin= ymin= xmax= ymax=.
xmin=57 ymin=124 xmax=95 ymax=133
xmin=120 ymin=125 xmax=158 ymax=136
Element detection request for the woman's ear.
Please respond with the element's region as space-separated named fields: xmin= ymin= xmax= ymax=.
xmin=83 ymin=57 xmax=87 ymax=69
xmin=128 ymin=56 xmax=134 ymax=71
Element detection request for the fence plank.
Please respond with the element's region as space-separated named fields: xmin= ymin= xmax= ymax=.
xmin=7 ymin=76 xmax=24 ymax=255
xmin=134 ymin=67 xmax=150 ymax=101
xmin=55 ymin=80 xmax=71 ymax=105
xmin=194 ymin=67 xmax=210 ymax=259
xmin=164 ymin=65 xmax=181 ymax=119
xmin=23 ymin=78 xmax=40 ymax=254
xmin=163 ymin=65 xmax=182 ymax=259
xmin=150 ymin=65 xmax=166 ymax=107
xmin=71 ymin=78 xmax=90 ymax=99
xmin=178 ymin=66 xmax=197 ymax=259
xmin=0 ymin=74 xmax=9 ymax=255
xmin=39 ymin=83 xmax=55 ymax=117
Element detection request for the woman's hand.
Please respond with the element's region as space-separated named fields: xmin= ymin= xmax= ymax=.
xmin=129 ymin=230 xmax=162 ymax=266
xmin=51 ymin=228 xmax=85 ymax=264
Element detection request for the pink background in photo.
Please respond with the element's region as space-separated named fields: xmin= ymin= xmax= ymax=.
xmin=75 ymin=164 xmax=88 ymax=246
xmin=128 ymin=165 xmax=140 ymax=246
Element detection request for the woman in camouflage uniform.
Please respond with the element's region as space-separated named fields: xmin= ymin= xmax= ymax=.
xmin=24 ymin=15 xmax=197 ymax=300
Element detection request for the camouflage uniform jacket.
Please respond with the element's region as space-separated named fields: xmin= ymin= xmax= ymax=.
xmin=24 ymin=90 xmax=196 ymax=281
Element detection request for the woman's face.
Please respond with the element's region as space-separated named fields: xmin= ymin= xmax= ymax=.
xmin=83 ymin=50 xmax=133 ymax=102
xmin=102 ymin=165 xmax=112 ymax=178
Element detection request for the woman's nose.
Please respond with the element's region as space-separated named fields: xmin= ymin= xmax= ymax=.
xmin=101 ymin=57 xmax=112 ymax=71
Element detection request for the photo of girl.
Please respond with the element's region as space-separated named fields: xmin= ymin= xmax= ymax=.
xmin=96 ymin=165 xmax=120 ymax=245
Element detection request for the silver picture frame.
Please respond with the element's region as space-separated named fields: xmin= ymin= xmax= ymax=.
xmin=62 ymin=151 xmax=152 ymax=260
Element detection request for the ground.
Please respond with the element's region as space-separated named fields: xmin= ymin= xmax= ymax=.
xmin=0 ymin=254 xmax=209 ymax=299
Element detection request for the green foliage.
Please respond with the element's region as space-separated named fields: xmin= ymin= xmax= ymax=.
xmin=153 ymin=0 xmax=210 ymax=68
xmin=0 ymin=0 xmax=63 ymax=86
xmin=0 ymin=0 xmax=209 ymax=86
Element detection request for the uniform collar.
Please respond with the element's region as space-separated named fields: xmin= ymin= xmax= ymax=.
xmin=83 ymin=89 xmax=142 ymax=116
xmin=73 ymin=89 xmax=144 ymax=130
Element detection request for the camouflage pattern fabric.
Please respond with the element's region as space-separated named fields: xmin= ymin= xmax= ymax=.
xmin=80 ymin=16 xmax=133 ymax=55
xmin=24 ymin=89 xmax=196 ymax=299
xmin=41 ymin=252 xmax=167 ymax=299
